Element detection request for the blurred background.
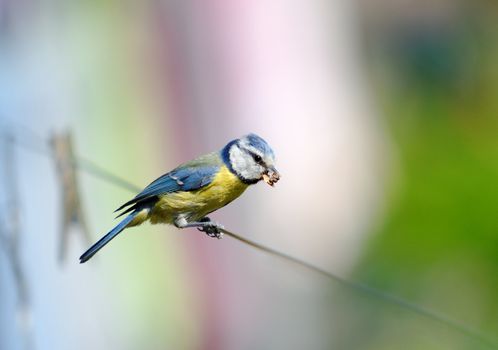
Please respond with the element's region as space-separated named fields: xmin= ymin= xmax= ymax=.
xmin=0 ymin=0 xmax=496 ymax=349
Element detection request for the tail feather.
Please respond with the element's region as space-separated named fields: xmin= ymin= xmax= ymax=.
xmin=79 ymin=212 xmax=137 ymax=263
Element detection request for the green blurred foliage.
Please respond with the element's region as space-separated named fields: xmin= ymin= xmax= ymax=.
xmin=334 ymin=10 xmax=498 ymax=350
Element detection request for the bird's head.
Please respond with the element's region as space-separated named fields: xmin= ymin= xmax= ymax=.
xmin=222 ymin=133 xmax=280 ymax=186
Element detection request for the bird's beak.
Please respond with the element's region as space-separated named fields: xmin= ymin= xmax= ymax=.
xmin=262 ymin=166 xmax=280 ymax=187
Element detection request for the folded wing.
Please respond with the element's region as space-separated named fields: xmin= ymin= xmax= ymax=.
xmin=115 ymin=154 xmax=221 ymax=217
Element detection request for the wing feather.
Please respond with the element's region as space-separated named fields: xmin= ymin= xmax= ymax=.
xmin=115 ymin=152 xmax=222 ymax=213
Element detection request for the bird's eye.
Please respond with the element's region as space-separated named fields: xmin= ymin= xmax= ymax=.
xmin=252 ymin=154 xmax=262 ymax=163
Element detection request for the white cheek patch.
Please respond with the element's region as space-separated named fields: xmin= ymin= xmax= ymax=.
xmin=229 ymin=145 xmax=263 ymax=181
xmin=264 ymin=155 xmax=275 ymax=167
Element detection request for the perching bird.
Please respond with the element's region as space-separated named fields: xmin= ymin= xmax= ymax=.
xmin=79 ymin=133 xmax=280 ymax=263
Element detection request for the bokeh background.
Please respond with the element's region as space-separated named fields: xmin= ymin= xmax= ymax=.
xmin=0 ymin=1 xmax=497 ymax=349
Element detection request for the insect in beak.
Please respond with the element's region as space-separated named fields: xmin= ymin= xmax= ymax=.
xmin=262 ymin=166 xmax=280 ymax=187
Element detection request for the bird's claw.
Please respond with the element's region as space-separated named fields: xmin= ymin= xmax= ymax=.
xmin=197 ymin=222 xmax=224 ymax=239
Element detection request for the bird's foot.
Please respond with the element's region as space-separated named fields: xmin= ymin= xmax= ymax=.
xmin=197 ymin=217 xmax=224 ymax=239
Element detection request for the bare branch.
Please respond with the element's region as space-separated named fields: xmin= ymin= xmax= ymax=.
xmin=51 ymin=131 xmax=92 ymax=264
xmin=1 ymin=132 xmax=35 ymax=350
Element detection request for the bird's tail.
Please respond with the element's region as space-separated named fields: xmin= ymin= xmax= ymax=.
xmin=79 ymin=212 xmax=137 ymax=263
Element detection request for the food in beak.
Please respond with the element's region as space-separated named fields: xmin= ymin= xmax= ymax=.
xmin=262 ymin=169 xmax=280 ymax=186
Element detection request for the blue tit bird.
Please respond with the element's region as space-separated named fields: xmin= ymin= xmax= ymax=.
xmin=79 ymin=133 xmax=280 ymax=263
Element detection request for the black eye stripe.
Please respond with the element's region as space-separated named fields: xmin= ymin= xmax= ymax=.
xmin=250 ymin=152 xmax=263 ymax=164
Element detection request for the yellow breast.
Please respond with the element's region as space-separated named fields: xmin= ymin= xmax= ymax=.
xmin=149 ymin=165 xmax=249 ymax=224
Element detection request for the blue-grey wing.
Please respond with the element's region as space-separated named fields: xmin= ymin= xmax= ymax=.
xmin=115 ymin=153 xmax=222 ymax=214
xmin=135 ymin=165 xmax=218 ymax=199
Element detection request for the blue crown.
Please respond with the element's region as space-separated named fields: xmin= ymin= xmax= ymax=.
xmin=245 ymin=133 xmax=274 ymax=157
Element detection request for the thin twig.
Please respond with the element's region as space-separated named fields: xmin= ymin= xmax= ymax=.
xmin=221 ymin=228 xmax=498 ymax=349
xmin=74 ymin=155 xmax=141 ymax=192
